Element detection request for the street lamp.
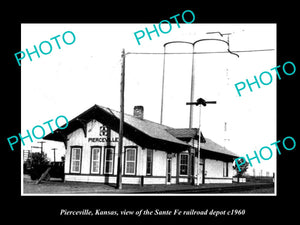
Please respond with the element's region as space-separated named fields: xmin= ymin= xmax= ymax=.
xmin=186 ymin=98 xmax=216 ymax=185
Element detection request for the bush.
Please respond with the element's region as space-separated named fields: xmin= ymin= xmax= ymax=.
xmin=29 ymin=152 xmax=50 ymax=180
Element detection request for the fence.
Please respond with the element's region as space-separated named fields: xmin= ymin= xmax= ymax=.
xmin=233 ymin=175 xmax=274 ymax=183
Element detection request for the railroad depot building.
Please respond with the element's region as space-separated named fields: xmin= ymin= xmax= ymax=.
xmin=44 ymin=104 xmax=238 ymax=185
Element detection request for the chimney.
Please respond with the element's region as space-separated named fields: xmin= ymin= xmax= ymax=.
xmin=133 ymin=106 xmax=144 ymax=119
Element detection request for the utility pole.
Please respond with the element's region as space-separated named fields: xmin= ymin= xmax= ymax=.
xmin=116 ymin=49 xmax=125 ymax=190
xmin=160 ymin=46 xmax=167 ymax=124
xmin=51 ymin=148 xmax=57 ymax=162
xmin=37 ymin=141 xmax=46 ymax=154
xmin=189 ymin=44 xmax=196 ymax=128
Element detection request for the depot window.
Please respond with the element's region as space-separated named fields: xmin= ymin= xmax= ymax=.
xmin=91 ymin=147 xmax=101 ymax=174
xmin=125 ymin=147 xmax=137 ymax=175
xmin=70 ymin=146 xmax=82 ymax=173
xmin=179 ymin=153 xmax=189 ymax=176
xmin=104 ymin=147 xmax=114 ymax=174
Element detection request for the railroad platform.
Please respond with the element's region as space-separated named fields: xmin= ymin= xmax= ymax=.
xmin=23 ymin=175 xmax=274 ymax=194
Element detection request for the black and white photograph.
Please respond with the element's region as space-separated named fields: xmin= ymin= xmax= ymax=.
xmin=21 ymin=23 xmax=276 ymax=195
xmin=3 ymin=4 xmax=298 ymax=224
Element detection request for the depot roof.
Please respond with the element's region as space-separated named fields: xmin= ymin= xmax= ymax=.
xmin=44 ymin=104 xmax=189 ymax=151
xmin=44 ymin=104 xmax=237 ymax=158
xmin=167 ymin=128 xmax=238 ymax=158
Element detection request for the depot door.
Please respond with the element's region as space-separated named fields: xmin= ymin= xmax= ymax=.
xmin=190 ymin=153 xmax=195 ymax=184
xmin=198 ymin=163 xmax=203 ymax=184
xmin=166 ymin=157 xmax=172 ymax=185
xmin=198 ymin=158 xmax=204 ymax=184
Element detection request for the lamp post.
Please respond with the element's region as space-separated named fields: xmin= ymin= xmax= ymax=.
xmin=186 ymin=98 xmax=216 ymax=185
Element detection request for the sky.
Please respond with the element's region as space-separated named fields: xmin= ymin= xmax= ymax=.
xmin=21 ymin=23 xmax=276 ymax=175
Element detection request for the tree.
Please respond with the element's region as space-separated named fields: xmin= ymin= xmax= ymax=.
xmin=233 ymin=158 xmax=249 ymax=183
xmin=30 ymin=152 xmax=49 ymax=166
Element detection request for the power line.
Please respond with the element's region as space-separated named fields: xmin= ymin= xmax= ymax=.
xmin=126 ymin=48 xmax=274 ymax=55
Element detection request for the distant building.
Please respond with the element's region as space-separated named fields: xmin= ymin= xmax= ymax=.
xmin=44 ymin=104 xmax=238 ymax=185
